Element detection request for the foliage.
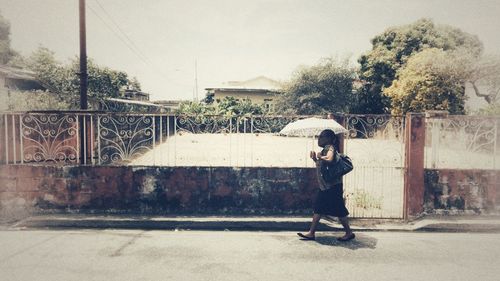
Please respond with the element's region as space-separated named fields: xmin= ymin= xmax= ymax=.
xmin=177 ymin=100 xmax=214 ymax=115
xmin=202 ymin=94 xmax=214 ymax=104
xmin=467 ymin=54 xmax=500 ymax=104
xmin=357 ymin=18 xmax=483 ymax=113
xmin=477 ymin=102 xmax=500 ymax=116
xmin=176 ymin=97 xmax=265 ymax=116
xmin=276 ymin=57 xmax=356 ymax=115
xmin=384 ymin=49 xmax=470 ymax=115
xmin=216 ymin=96 xmax=264 ymax=116
xmin=26 ymin=47 xmax=78 ymax=106
xmin=25 ymin=46 xmax=141 ymax=109
xmin=0 ymin=12 xmax=17 ymax=65
xmin=0 ymin=89 xmax=72 ymax=111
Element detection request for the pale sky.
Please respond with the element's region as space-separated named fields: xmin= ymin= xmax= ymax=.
xmin=1 ymin=0 xmax=500 ymax=101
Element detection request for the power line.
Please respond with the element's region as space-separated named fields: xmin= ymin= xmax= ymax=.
xmin=92 ymin=0 xmax=193 ymax=89
xmin=86 ymin=3 xmax=150 ymax=67
xmin=86 ymin=1 xmax=193 ymax=89
xmin=94 ymin=0 xmax=151 ymax=65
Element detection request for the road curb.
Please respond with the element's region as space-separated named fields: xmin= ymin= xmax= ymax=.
xmin=13 ymin=218 xmax=338 ymax=232
xmin=413 ymin=223 xmax=500 ymax=233
xmin=9 ymin=216 xmax=500 ymax=233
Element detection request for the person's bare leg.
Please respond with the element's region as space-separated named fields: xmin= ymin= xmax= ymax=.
xmin=299 ymin=213 xmax=321 ymax=238
xmin=338 ymin=216 xmax=355 ymax=240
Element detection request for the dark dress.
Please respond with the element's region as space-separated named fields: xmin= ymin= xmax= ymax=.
xmin=313 ymin=145 xmax=349 ymax=217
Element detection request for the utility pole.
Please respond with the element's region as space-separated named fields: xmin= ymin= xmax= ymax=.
xmin=79 ymin=0 xmax=88 ymax=164
xmin=195 ymin=59 xmax=198 ymax=101
xmin=79 ymin=0 xmax=88 ymax=110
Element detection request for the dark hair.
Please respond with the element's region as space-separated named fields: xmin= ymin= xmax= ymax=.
xmin=319 ymin=129 xmax=339 ymax=151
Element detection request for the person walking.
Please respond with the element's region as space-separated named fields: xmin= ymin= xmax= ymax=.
xmin=297 ymin=129 xmax=355 ymax=242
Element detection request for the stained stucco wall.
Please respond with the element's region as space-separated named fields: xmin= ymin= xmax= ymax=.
xmin=0 ymin=165 xmax=318 ymax=216
xmin=424 ymin=169 xmax=500 ymax=215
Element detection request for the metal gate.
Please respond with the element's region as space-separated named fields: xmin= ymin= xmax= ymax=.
xmin=343 ymin=115 xmax=406 ymax=218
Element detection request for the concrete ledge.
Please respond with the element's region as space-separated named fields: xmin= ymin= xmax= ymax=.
xmin=7 ymin=214 xmax=500 ymax=233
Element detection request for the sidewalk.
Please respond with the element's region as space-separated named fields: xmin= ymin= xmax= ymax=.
xmin=4 ymin=213 xmax=500 ymax=233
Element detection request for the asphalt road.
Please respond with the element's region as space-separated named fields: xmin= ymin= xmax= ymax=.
xmin=0 ymin=230 xmax=499 ymax=281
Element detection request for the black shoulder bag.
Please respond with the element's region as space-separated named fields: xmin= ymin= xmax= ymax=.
xmin=320 ymin=151 xmax=354 ymax=182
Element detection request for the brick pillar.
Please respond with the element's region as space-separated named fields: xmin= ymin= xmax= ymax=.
xmin=404 ymin=113 xmax=426 ymax=219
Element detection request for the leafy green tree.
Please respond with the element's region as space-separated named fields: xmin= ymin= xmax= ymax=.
xmin=234 ymin=98 xmax=264 ymax=115
xmin=477 ymin=102 xmax=500 ymax=116
xmin=202 ymin=94 xmax=214 ymax=105
xmin=384 ymin=48 xmax=470 ymax=115
xmin=26 ymin=46 xmax=141 ymax=109
xmin=0 ymin=90 xmax=72 ymax=111
xmin=357 ymin=18 xmax=483 ymax=113
xmin=176 ymin=97 xmax=264 ymax=116
xmin=468 ymin=55 xmax=500 ymax=105
xmin=78 ymin=59 xmax=137 ymax=100
xmin=215 ymin=96 xmax=238 ymax=115
xmin=176 ymin=100 xmax=214 ymax=115
xmin=277 ymin=57 xmax=356 ymax=115
xmin=217 ymin=97 xmax=264 ymax=116
xmin=0 ymin=12 xmax=17 ymax=65
xmin=27 ymin=47 xmax=78 ymax=105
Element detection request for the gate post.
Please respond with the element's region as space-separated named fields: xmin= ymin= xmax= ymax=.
xmin=328 ymin=113 xmax=345 ymax=153
xmin=404 ymin=112 xmax=426 ymax=219
xmin=0 ymin=114 xmax=4 ymax=164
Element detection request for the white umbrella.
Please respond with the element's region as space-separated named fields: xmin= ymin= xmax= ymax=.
xmin=279 ymin=117 xmax=348 ymax=137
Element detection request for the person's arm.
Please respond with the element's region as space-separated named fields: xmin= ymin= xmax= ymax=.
xmin=310 ymin=151 xmax=318 ymax=163
xmin=318 ymin=146 xmax=335 ymax=162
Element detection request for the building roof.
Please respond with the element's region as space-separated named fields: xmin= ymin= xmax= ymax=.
xmin=206 ymin=76 xmax=282 ymax=91
xmin=153 ymin=100 xmax=187 ymax=106
xmin=106 ymin=98 xmax=168 ymax=107
xmin=0 ymin=65 xmax=38 ymax=81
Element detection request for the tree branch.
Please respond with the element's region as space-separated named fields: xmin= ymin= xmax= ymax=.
xmin=470 ymin=81 xmax=492 ymax=104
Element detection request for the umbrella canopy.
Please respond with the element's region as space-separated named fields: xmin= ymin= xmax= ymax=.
xmin=279 ymin=117 xmax=348 ymax=137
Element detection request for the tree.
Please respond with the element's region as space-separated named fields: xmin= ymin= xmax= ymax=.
xmin=277 ymin=57 xmax=356 ymax=115
xmin=2 ymin=90 xmax=72 ymax=111
xmin=26 ymin=46 xmax=141 ymax=109
xmin=176 ymin=100 xmax=214 ymax=115
xmin=176 ymin=97 xmax=264 ymax=116
xmin=27 ymin=47 xmax=78 ymax=104
xmin=78 ymin=59 xmax=140 ymax=100
xmin=477 ymin=102 xmax=500 ymax=116
xmin=468 ymin=55 xmax=500 ymax=104
xmin=0 ymin=12 xmax=17 ymax=65
xmin=384 ymin=48 xmax=470 ymax=115
xmin=217 ymin=97 xmax=264 ymax=116
xmin=357 ymin=18 xmax=483 ymax=113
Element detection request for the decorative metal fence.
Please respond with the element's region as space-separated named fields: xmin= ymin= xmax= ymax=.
xmin=4 ymin=110 xmax=499 ymax=218
xmin=0 ymin=112 xmax=321 ymax=167
xmin=343 ymin=115 xmax=406 ymax=218
xmin=425 ymin=115 xmax=500 ymax=169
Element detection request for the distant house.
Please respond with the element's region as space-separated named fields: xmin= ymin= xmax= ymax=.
xmin=153 ymin=100 xmax=186 ymax=110
xmin=123 ymin=89 xmax=150 ymax=101
xmin=205 ymin=76 xmax=282 ymax=112
xmin=0 ymin=64 xmax=45 ymax=92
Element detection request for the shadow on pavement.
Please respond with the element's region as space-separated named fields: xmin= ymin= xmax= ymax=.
xmin=314 ymin=233 xmax=377 ymax=250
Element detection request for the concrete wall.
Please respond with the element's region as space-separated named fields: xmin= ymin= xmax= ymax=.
xmin=0 ymin=165 xmax=318 ymax=216
xmin=424 ymin=169 xmax=500 ymax=215
xmin=3 ymin=166 xmax=500 ymax=217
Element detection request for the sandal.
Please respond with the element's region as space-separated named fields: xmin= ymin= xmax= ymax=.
xmin=337 ymin=233 xmax=355 ymax=242
xmin=297 ymin=233 xmax=315 ymax=241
